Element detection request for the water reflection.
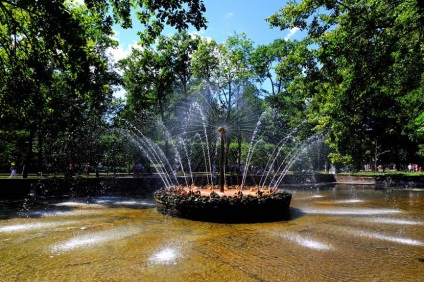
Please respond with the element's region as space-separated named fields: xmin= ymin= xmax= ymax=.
xmin=350 ymin=229 xmax=424 ymax=246
xmin=0 ymin=186 xmax=423 ymax=281
xmin=331 ymin=199 xmax=364 ymax=204
xmin=0 ymin=221 xmax=74 ymax=233
xmin=50 ymin=227 xmax=140 ymax=252
xmin=274 ymin=231 xmax=333 ymax=250
xmin=301 ymin=207 xmax=401 ymax=215
xmin=22 ymin=209 xmax=102 ymax=218
xmin=54 ymin=202 xmax=104 ymax=208
xmin=358 ymin=217 xmax=423 ymax=225
xmin=149 ymin=247 xmax=181 ymax=265
xmin=91 ymin=196 xmax=156 ymax=208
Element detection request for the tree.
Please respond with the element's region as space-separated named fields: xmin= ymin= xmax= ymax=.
xmin=251 ymin=38 xmax=297 ymax=97
xmin=268 ymin=0 xmax=424 ymax=168
xmin=0 ymin=0 xmax=207 ymax=172
xmin=101 ymin=0 xmax=207 ymax=44
xmin=119 ymin=46 xmax=175 ymax=157
xmin=191 ymin=37 xmax=220 ymax=102
xmin=251 ymin=38 xmax=319 ymax=140
xmin=157 ymin=31 xmax=201 ymax=102
xmin=0 ymin=0 xmax=119 ymax=171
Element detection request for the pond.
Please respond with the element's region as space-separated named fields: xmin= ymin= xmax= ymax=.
xmin=0 ymin=184 xmax=423 ymax=281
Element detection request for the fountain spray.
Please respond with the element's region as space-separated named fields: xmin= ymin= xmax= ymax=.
xmin=218 ymin=127 xmax=226 ymax=193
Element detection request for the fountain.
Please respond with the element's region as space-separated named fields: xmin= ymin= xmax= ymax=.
xmin=126 ymin=100 xmax=303 ymax=222
xmin=1 ymin=99 xmax=423 ymax=279
xmin=2 ymin=96 xmax=422 ymax=280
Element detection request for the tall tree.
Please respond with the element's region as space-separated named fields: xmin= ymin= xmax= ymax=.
xmin=118 ymin=47 xmax=174 ymax=155
xmin=157 ymin=31 xmax=201 ymax=102
xmin=268 ymin=0 xmax=424 ymax=168
xmin=191 ymin=37 xmax=220 ymax=103
xmin=251 ymin=38 xmax=296 ymax=97
xmin=251 ymin=38 xmax=318 ymax=138
xmin=0 ymin=0 xmax=207 ymax=171
xmin=0 ymin=0 xmax=118 ymax=171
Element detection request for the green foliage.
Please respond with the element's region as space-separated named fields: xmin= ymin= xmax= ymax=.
xmin=228 ymin=141 xmax=274 ymax=169
xmin=328 ymin=152 xmax=353 ymax=166
xmin=82 ymin=0 xmax=207 ymax=44
xmin=0 ymin=0 xmax=207 ymax=172
xmin=2 ymin=0 xmax=423 ymax=173
xmin=157 ymin=31 xmax=201 ymax=104
xmin=191 ymin=38 xmax=219 ymax=83
xmin=251 ymin=38 xmax=318 ymax=141
xmin=0 ymin=0 xmax=117 ymax=170
xmin=192 ymin=33 xmax=257 ymax=108
xmin=268 ymin=0 xmax=424 ymax=166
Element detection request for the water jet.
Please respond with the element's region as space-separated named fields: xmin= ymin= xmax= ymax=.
xmin=138 ymin=101 xmax=298 ymax=222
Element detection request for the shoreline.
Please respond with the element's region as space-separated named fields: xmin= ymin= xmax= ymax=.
xmin=1 ymin=173 xmax=424 ymax=200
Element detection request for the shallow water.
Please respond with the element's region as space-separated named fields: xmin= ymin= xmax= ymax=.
xmin=0 ymin=185 xmax=423 ymax=281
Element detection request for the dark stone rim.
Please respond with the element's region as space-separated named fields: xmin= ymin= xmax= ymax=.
xmin=154 ymin=189 xmax=292 ymax=223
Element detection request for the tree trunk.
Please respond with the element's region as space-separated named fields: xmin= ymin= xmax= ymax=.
xmin=37 ymin=129 xmax=43 ymax=173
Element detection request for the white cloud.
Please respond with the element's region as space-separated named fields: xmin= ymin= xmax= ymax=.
xmin=106 ymin=43 xmax=133 ymax=100
xmin=110 ymin=31 xmax=145 ymax=60
xmin=225 ymin=12 xmax=235 ymax=18
xmin=284 ymin=27 xmax=300 ymax=41
xmin=106 ymin=30 xmax=144 ymax=100
xmin=106 ymin=44 xmax=131 ymax=65
xmin=106 ymin=30 xmax=142 ymax=64
xmin=188 ymin=30 xmax=213 ymax=43
xmin=112 ymin=87 xmax=127 ymax=100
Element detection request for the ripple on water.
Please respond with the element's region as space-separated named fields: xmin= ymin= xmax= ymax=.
xmin=302 ymin=208 xmax=401 ymax=215
xmin=351 ymin=229 xmax=424 ymax=246
xmin=50 ymin=227 xmax=140 ymax=252
xmin=0 ymin=221 xmax=76 ymax=233
xmin=110 ymin=200 xmax=156 ymax=207
xmin=274 ymin=231 xmax=333 ymax=251
xmin=91 ymin=196 xmax=122 ymax=203
xmin=54 ymin=202 xmax=104 ymax=208
xmin=22 ymin=209 xmax=102 ymax=218
xmin=92 ymin=197 xmax=156 ymax=207
xmin=358 ymin=217 xmax=423 ymax=226
xmin=332 ymin=199 xmax=364 ymax=204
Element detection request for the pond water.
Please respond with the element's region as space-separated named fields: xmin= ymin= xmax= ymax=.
xmin=0 ymin=184 xmax=423 ymax=281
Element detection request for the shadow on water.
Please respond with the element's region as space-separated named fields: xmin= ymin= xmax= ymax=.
xmin=165 ymin=205 xmax=306 ymax=224
xmin=0 ymin=199 xmax=74 ymax=220
xmin=288 ymin=206 xmax=306 ymax=220
xmin=0 ymin=196 xmax=156 ymax=220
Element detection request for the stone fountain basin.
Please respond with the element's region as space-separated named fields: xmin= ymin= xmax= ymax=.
xmin=154 ymin=187 xmax=292 ymax=223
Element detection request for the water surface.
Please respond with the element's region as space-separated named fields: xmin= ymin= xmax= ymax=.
xmin=0 ymin=185 xmax=423 ymax=281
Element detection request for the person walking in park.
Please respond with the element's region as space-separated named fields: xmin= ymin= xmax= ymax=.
xmin=9 ymin=165 xmax=17 ymax=178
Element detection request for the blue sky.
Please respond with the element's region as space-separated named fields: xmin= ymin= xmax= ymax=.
xmin=104 ymin=0 xmax=304 ymax=98
xmin=109 ymin=0 xmax=303 ymax=61
xmin=192 ymin=0 xmax=301 ymax=45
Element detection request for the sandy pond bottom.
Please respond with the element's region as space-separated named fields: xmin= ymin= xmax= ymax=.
xmin=0 ymin=184 xmax=423 ymax=281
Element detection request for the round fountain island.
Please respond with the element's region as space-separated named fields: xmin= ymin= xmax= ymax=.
xmin=154 ymin=185 xmax=292 ymax=223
